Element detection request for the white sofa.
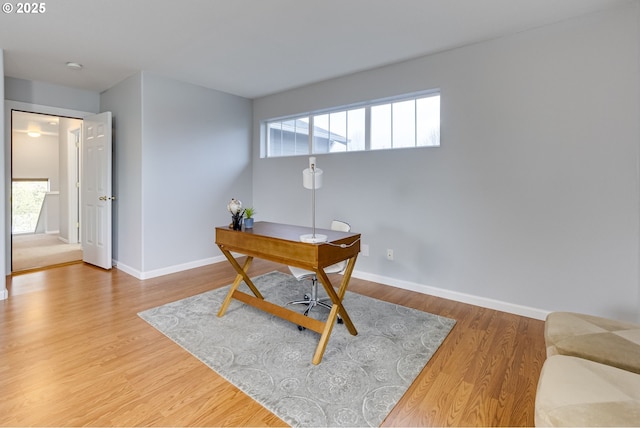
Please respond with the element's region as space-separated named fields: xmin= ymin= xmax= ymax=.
xmin=535 ymin=312 xmax=640 ymax=426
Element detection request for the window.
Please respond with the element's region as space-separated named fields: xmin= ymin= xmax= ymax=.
xmin=264 ymin=90 xmax=440 ymax=158
xmin=12 ymin=179 xmax=49 ymax=234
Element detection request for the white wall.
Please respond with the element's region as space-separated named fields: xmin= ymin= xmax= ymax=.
xmin=253 ymin=3 xmax=640 ymax=321
xmin=140 ymin=73 xmax=252 ymax=275
xmin=0 ymin=50 xmax=6 ymax=299
xmin=102 ymin=72 xmax=253 ymax=278
xmin=58 ymin=118 xmax=82 ymax=243
xmin=12 ymin=133 xmax=59 ymax=189
xmin=5 ymin=77 xmax=100 ymax=113
xmin=100 ymin=73 xmax=144 ymax=273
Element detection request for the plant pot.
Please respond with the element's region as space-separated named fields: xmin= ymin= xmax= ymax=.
xmin=244 ymin=218 xmax=254 ymax=229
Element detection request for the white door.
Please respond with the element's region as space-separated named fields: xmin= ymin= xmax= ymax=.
xmin=81 ymin=112 xmax=113 ymax=269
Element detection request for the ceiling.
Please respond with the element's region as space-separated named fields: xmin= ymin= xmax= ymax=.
xmin=0 ymin=0 xmax=632 ymax=99
xmin=11 ymin=111 xmax=60 ymax=138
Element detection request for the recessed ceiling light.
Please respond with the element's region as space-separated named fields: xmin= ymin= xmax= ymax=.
xmin=27 ymin=131 xmax=41 ymax=138
xmin=66 ymin=62 xmax=83 ymax=70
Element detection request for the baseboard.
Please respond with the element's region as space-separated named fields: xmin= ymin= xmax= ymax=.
xmin=57 ymin=236 xmax=78 ymax=244
xmin=112 ymin=261 xmax=142 ymax=279
xmin=351 ymin=269 xmax=549 ymax=320
xmin=0 ymin=287 xmax=8 ymax=300
xmin=113 ymin=256 xmax=548 ymax=320
xmin=114 ymin=256 xmax=227 ymax=280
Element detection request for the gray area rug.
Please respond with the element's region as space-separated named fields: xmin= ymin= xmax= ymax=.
xmin=138 ymin=271 xmax=456 ymax=427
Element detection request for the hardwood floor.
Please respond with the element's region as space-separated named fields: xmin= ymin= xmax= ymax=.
xmin=0 ymin=260 xmax=546 ymax=427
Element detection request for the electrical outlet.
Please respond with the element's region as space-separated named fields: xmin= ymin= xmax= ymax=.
xmin=361 ymin=244 xmax=369 ymax=256
xmin=386 ymin=249 xmax=394 ymax=261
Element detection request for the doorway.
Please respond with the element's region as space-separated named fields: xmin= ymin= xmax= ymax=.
xmin=11 ymin=110 xmax=83 ymax=272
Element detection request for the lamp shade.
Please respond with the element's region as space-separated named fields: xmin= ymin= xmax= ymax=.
xmin=302 ymin=167 xmax=323 ymax=189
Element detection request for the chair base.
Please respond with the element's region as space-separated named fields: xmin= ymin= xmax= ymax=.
xmin=288 ymin=294 xmax=335 ymax=315
xmin=287 ymin=280 xmax=343 ymax=330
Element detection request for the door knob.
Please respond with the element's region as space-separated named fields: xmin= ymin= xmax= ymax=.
xmin=98 ymin=196 xmax=116 ymax=201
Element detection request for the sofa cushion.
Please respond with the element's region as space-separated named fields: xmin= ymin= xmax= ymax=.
xmin=535 ymin=355 xmax=640 ymax=426
xmin=545 ymin=311 xmax=640 ymax=374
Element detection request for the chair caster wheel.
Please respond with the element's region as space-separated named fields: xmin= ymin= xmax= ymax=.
xmin=337 ymin=318 xmax=343 ymax=324
xmin=298 ymin=325 xmax=305 ymax=331
xmin=303 ymin=294 xmax=311 ymax=300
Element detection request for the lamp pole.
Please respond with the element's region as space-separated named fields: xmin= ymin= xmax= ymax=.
xmin=310 ymin=158 xmax=317 ymax=240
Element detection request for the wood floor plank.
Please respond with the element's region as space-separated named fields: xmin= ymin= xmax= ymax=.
xmin=0 ymin=260 xmax=545 ymax=426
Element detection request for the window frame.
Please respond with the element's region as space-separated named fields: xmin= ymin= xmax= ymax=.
xmin=263 ymin=89 xmax=440 ymax=158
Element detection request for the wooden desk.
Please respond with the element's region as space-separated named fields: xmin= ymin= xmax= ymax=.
xmin=215 ymin=221 xmax=361 ymax=364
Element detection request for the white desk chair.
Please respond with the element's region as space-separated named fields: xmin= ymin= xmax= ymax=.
xmin=287 ymin=220 xmax=350 ymax=327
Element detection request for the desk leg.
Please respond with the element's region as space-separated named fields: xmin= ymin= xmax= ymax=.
xmin=312 ymin=255 xmax=359 ymax=364
xmin=219 ymin=248 xmax=263 ymax=298
xmin=317 ymin=255 xmax=358 ymax=336
xmin=217 ymin=250 xmax=263 ymax=317
xmin=337 ymin=255 xmax=358 ymax=303
xmin=312 ymin=303 xmax=340 ymax=365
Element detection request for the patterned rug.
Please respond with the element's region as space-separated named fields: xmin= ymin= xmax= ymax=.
xmin=138 ymin=271 xmax=456 ymax=427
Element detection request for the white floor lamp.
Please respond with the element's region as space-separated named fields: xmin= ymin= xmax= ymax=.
xmin=300 ymin=156 xmax=327 ymax=243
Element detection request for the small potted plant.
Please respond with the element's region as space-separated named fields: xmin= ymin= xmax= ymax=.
xmin=243 ymin=207 xmax=256 ymax=228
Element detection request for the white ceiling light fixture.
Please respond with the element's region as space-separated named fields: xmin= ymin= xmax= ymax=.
xmin=66 ymin=62 xmax=83 ymax=70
